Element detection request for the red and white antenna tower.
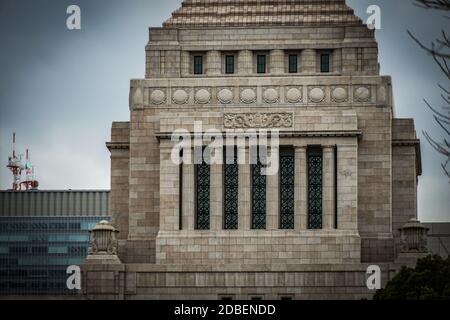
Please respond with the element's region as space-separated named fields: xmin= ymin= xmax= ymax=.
xmin=6 ymin=133 xmax=39 ymax=191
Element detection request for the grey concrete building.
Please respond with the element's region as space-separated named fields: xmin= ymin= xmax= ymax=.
xmin=81 ymin=0 xmax=429 ymax=300
xmin=0 ymin=190 xmax=109 ymax=297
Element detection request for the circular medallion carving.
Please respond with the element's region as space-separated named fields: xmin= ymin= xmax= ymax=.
xmin=355 ymin=86 xmax=371 ymax=102
xmin=263 ymin=88 xmax=279 ymax=104
xmin=240 ymin=88 xmax=256 ymax=104
xmin=218 ymin=89 xmax=233 ymax=104
xmin=309 ymin=87 xmax=325 ymax=103
xmin=195 ymin=89 xmax=211 ymax=104
xmin=331 ymin=87 xmax=347 ymax=103
xmin=173 ymin=89 xmax=189 ymax=104
xmin=150 ymin=89 xmax=166 ymax=105
xmin=286 ymin=88 xmax=302 ymax=103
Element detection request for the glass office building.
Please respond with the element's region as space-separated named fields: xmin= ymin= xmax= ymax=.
xmin=0 ymin=190 xmax=110 ymax=296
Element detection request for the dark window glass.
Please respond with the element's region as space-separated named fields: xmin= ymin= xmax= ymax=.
xmin=320 ymin=54 xmax=330 ymax=73
xmin=288 ymin=54 xmax=298 ymax=73
xmin=196 ymin=156 xmax=210 ymax=230
xmin=251 ymin=148 xmax=266 ymax=229
xmin=194 ymin=56 xmax=203 ymax=75
xmin=280 ymin=148 xmax=295 ymax=229
xmin=225 ymin=55 xmax=235 ymax=74
xmin=257 ymin=55 xmax=266 ymax=74
xmin=224 ymin=148 xmax=238 ymax=230
xmin=308 ymin=147 xmax=323 ymax=229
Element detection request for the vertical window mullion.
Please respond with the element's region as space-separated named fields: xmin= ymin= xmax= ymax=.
xmin=308 ymin=147 xmax=323 ymax=229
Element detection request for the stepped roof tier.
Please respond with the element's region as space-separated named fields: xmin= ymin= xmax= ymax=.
xmin=163 ymin=0 xmax=363 ymax=28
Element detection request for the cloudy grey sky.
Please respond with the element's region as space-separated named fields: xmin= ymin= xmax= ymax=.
xmin=0 ymin=0 xmax=448 ymax=222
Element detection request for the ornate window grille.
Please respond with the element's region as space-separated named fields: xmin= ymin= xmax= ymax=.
xmin=251 ymin=149 xmax=266 ymax=229
xmin=280 ymin=148 xmax=295 ymax=229
xmin=195 ymin=159 xmax=210 ymax=230
xmin=224 ymin=149 xmax=238 ymax=230
xmin=308 ymin=147 xmax=323 ymax=229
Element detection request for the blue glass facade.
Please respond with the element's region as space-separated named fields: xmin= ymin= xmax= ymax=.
xmin=0 ymin=216 xmax=109 ymax=295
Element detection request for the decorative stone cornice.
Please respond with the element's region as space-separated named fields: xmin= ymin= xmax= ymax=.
xmin=106 ymin=142 xmax=130 ymax=151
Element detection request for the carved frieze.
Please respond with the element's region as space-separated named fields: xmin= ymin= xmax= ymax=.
xmin=223 ymin=113 xmax=293 ymax=129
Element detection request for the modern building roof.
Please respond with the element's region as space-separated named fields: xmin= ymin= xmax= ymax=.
xmin=0 ymin=190 xmax=110 ymax=217
xmin=163 ymin=0 xmax=363 ymax=28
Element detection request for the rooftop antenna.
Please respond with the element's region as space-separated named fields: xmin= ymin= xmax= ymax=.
xmin=6 ymin=132 xmax=39 ymax=191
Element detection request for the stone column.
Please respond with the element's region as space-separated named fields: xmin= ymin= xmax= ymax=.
xmin=333 ymin=48 xmax=342 ymax=73
xmin=238 ymin=50 xmax=253 ymax=75
xmin=270 ymin=49 xmax=284 ymax=74
xmin=182 ymin=163 xmax=195 ymax=230
xmin=323 ymin=146 xmax=336 ymax=230
xmin=301 ymin=49 xmax=316 ymax=74
xmin=206 ymin=50 xmax=221 ymax=76
xmin=238 ymin=148 xmax=251 ymax=230
xmin=159 ymin=141 xmax=180 ymax=232
xmin=295 ymin=146 xmax=307 ymax=231
xmin=211 ymin=162 xmax=223 ymax=230
xmin=181 ymin=51 xmax=190 ymax=77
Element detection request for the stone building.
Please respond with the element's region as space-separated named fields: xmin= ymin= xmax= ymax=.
xmin=82 ymin=0 xmax=424 ymax=300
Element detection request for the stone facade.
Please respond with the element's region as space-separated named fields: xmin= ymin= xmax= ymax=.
xmin=83 ymin=0 xmax=423 ymax=300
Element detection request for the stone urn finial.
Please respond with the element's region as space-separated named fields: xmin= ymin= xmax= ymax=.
xmin=399 ymin=219 xmax=429 ymax=253
xmin=88 ymin=220 xmax=119 ymax=256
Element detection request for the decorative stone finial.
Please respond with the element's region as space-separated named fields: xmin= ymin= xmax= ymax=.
xmin=399 ymin=219 xmax=429 ymax=253
xmin=88 ymin=220 xmax=119 ymax=256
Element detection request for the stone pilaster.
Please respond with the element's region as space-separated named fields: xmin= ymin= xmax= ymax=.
xmin=181 ymin=51 xmax=190 ymax=77
xmin=323 ymin=146 xmax=336 ymax=230
xmin=270 ymin=49 xmax=284 ymax=74
xmin=211 ymin=162 xmax=223 ymax=230
xmin=238 ymin=50 xmax=253 ymax=75
xmin=182 ymin=163 xmax=194 ymax=230
xmin=295 ymin=146 xmax=307 ymax=231
xmin=238 ymin=148 xmax=251 ymax=230
xmin=301 ymin=49 xmax=316 ymax=74
xmin=337 ymin=144 xmax=358 ymax=231
xmin=267 ymin=154 xmax=279 ymax=230
xmin=159 ymin=141 xmax=180 ymax=232
xmin=206 ymin=50 xmax=221 ymax=76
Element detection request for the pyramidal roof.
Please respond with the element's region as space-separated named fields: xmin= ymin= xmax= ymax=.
xmin=163 ymin=0 xmax=363 ymax=28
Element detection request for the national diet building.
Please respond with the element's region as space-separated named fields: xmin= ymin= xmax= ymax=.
xmin=81 ymin=0 xmax=426 ymax=300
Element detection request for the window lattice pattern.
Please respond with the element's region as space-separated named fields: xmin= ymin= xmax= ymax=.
xmin=308 ymin=151 xmax=323 ymax=229
xmin=280 ymin=153 xmax=295 ymax=229
xmin=252 ymin=160 xmax=266 ymax=229
xmin=224 ymin=153 xmax=239 ymax=230
xmin=196 ymin=161 xmax=210 ymax=230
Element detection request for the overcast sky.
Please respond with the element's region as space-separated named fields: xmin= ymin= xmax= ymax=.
xmin=0 ymin=0 xmax=448 ymax=222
